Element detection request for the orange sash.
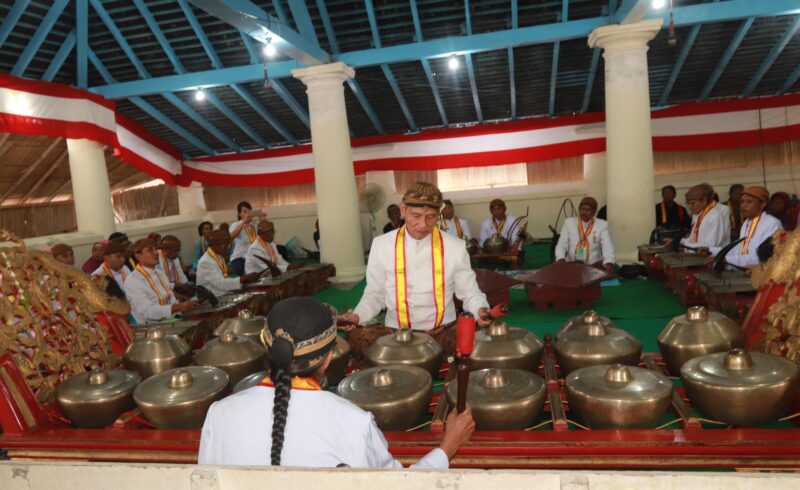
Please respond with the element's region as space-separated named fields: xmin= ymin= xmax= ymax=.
xmin=135 ymin=264 xmax=172 ymax=305
xmin=259 ymin=375 xmax=321 ymax=391
xmin=243 ymin=224 xmax=257 ymax=243
xmin=394 ymin=226 xmax=445 ymax=329
xmin=160 ymin=251 xmax=179 ymax=284
xmin=739 ymin=213 xmax=761 ymax=255
xmin=207 ymin=248 xmax=228 ymax=278
xmin=493 ymin=218 xmax=506 ymax=235
xmin=691 ymin=202 xmax=716 ymax=242
xmin=258 ymin=237 xmax=279 ymax=263
xmin=576 ymin=219 xmax=595 ymax=252
xmin=102 ymin=263 xmax=125 ymax=282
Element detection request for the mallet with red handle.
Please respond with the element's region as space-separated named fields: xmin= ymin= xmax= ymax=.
xmin=455 ymin=312 xmax=476 ymax=414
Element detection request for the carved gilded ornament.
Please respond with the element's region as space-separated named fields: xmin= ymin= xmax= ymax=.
xmin=0 ymin=231 xmax=128 ymax=403
xmin=756 ymin=230 xmax=800 ymax=361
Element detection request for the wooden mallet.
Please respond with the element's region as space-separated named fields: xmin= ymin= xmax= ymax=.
xmin=455 ymin=312 xmax=476 ymax=413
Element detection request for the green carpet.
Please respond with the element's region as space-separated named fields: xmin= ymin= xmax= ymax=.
xmin=313 ymin=241 xmax=686 ymax=353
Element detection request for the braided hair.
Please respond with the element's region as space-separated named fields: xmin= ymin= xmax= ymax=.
xmin=263 ymin=298 xmax=337 ymax=466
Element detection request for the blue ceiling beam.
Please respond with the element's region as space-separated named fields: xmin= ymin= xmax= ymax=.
xmin=658 ymin=23 xmax=701 ymax=106
xmin=699 ymin=17 xmax=754 ymax=101
xmin=134 ymin=0 xmax=186 ymax=73
xmin=778 ymin=63 xmax=800 ymax=95
xmin=315 ymin=0 xmax=340 ymax=53
xmin=0 ymin=0 xmax=30 ymax=49
xmin=42 ymin=29 xmax=75 ymax=82
xmin=346 ymin=79 xmax=385 ymax=135
xmin=411 ymin=0 xmax=448 ymax=127
xmin=365 ymin=0 xmax=417 ymax=132
xmin=188 ymin=0 xmax=330 ymax=66
xmin=163 ymin=93 xmax=243 ymax=151
xmin=464 ymin=1 xmax=483 ymax=123
xmin=178 ymin=0 xmax=224 ymax=69
xmin=272 ymin=0 xmax=289 ymax=24
xmin=205 ymin=91 xmax=271 ymax=148
xmin=548 ymin=41 xmax=560 ymax=117
xmin=93 ymin=0 xmax=800 ymax=99
xmin=581 ymin=47 xmax=601 ymax=113
xmin=76 ymin=0 xmax=88 ymax=88
xmin=616 ymin=0 xmax=651 ymax=24
xmin=89 ymin=0 xmax=149 ymax=79
xmin=88 ymin=49 xmax=216 ymax=155
xmin=508 ymin=0 xmax=518 ymax=119
xmin=286 ymin=0 xmax=320 ymax=47
xmin=231 ymin=84 xmax=297 ymax=144
xmin=740 ymin=16 xmax=800 ymax=98
xmin=10 ymin=0 xmax=68 ymax=77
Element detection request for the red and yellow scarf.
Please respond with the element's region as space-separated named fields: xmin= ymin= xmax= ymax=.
xmin=102 ymin=262 xmax=125 ymax=282
xmin=394 ymin=226 xmax=445 ymax=329
xmin=576 ymin=219 xmax=595 ymax=253
xmin=259 ymin=375 xmax=321 ymax=391
xmin=160 ymin=251 xmax=180 ymax=284
xmin=258 ymin=236 xmax=279 ymax=263
xmin=692 ymin=202 xmax=716 ymax=242
xmin=739 ymin=213 xmax=762 ymax=255
xmin=135 ymin=264 xmax=172 ymax=305
xmin=207 ymin=248 xmax=228 ymax=278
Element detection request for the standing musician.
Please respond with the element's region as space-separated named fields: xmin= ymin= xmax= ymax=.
xmin=667 ymin=184 xmax=730 ymax=254
xmin=124 ymin=239 xmax=198 ymax=324
xmin=244 ymin=220 xmax=294 ymax=276
xmin=554 ymin=197 xmax=616 ymax=273
xmin=156 ymin=235 xmax=189 ymax=293
xmin=91 ymin=241 xmax=128 ymax=292
xmin=199 ymin=297 xmax=475 ymax=467
xmin=230 ymin=201 xmax=265 ymax=276
xmin=197 ymin=230 xmax=260 ymax=296
xmin=710 ymin=186 xmax=782 ymax=269
xmin=337 ymin=182 xmax=490 ymax=358
xmin=439 ymin=200 xmax=472 ymax=240
xmin=478 ymin=199 xmax=525 ymax=248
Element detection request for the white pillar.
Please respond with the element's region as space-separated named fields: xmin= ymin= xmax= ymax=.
xmin=293 ymin=62 xmax=366 ymax=283
xmin=583 ymin=152 xmax=607 ymax=206
xmin=589 ymin=19 xmax=661 ymax=262
xmin=66 ymin=138 xmax=115 ymax=237
xmin=177 ymin=181 xmax=207 ymax=218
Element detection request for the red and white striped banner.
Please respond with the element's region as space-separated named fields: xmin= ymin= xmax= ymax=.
xmin=1 ymin=72 xmax=799 ymax=189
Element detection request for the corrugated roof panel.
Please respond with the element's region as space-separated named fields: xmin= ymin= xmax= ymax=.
xmin=514 ymin=43 xmax=553 ymax=118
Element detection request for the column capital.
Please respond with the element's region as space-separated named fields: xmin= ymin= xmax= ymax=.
xmin=588 ymin=19 xmax=662 ymax=53
xmin=292 ymin=62 xmax=355 ymax=87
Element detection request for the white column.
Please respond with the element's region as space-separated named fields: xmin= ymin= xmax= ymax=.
xmin=177 ymin=181 xmax=207 ymax=218
xmin=589 ymin=19 xmax=661 ymax=262
xmin=66 ymin=138 xmax=115 ymax=237
xmin=583 ymin=152 xmax=607 ymax=206
xmin=293 ymin=62 xmax=365 ymax=283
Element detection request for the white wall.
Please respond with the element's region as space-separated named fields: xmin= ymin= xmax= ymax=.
xmin=2 ymin=461 xmax=800 ymax=490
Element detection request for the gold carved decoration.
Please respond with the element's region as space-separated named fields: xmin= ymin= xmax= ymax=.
xmin=756 ymin=230 xmax=800 ymax=361
xmin=0 ymin=231 xmax=129 ymax=404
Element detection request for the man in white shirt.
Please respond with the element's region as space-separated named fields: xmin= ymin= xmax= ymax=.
xmin=674 ymin=184 xmax=730 ymax=253
xmin=244 ymin=220 xmax=295 ymax=276
xmin=439 ymin=199 xmax=473 ymax=240
xmin=338 ymin=182 xmax=490 ymax=358
xmin=554 ymin=196 xmax=616 ymax=273
xmin=197 ymin=230 xmax=260 ymax=296
xmin=156 ymin=235 xmax=190 ymax=294
xmin=199 ymin=297 xmax=475 ymax=468
xmin=124 ymin=239 xmax=198 ymax=324
xmin=478 ymin=199 xmax=525 ymax=249
xmin=710 ymin=186 xmax=782 ymax=269
xmin=91 ymin=241 xmax=128 ymax=293
xmin=229 ymin=201 xmax=266 ymax=276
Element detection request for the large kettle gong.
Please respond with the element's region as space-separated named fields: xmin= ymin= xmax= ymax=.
xmin=555 ymin=321 xmax=642 ymax=375
xmin=123 ymin=326 xmax=191 ymax=379
xmin=367 ymin=329 xmax=443 ymax=378
xmin=470 ymin=322 xmax=544 ymax=372
xmin=194 ymin=330 xmax=266 ymax=387
xmin=56 ymin=369 xmax=141 ymax=428
xmin=483 ymin=233 xmax=509 ymax=254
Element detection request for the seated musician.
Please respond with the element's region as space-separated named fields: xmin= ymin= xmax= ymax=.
xmin=554 ymin=197 xmax=616 ymax=274
xmin=156 ymin=235 xmax=193 ymax=297
xmin=667 ymin=184 xmax=730 ymax=254
xmin=478 ymin=199 xmax=525 ymax=250
xmin=655 ymin=185 xmax=691 ymax=232
xmin=710 ymin=186 xmax=782 ymax=269
xmin=192 ymin=221 xmax=213 ymax=271
xmin=91 ymin=241 xmax=128 ymax=292
xmin=769 ymin=192 xmax=799 ymax=232
xmin=124 ymin=239 xmax=198 ymax=324
xmin=244 ymin=220 xmax=295 ymax=276
xmin=50 ymin=243 xmax=75 ymax=266
xmin=199 ymin=297 xmax=475 ymax=468
xmin=723 ymin=184 xmax=744 ymax=240
xmin=439 ymin=200 xmax=473 ymax=241
xmin=197 ymin=230 xmax=260 ymax=296
xmin=81 ymin=241 xmax=105 ymax=274
xmin=337 ymin=182 xmax=490 ymax=358
xmin=109 ymin=232 xmax=137 ymax=271
xmin=382 ymin=204 xmax=404 ymax=234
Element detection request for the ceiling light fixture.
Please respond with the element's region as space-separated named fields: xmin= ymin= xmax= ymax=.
xmin=194 ymin=89 xmax=206 ymax=101
xmin=448 ymin=55 xmax=459 ymax=70
xmin=263 ymin=38 xmax=276 ymax=57
xmin=652 ymin=0 xmax=666 ymax=8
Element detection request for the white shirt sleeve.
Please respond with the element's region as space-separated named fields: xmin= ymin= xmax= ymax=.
xmin=599 ymin=222 xmax=616 ymax=264
xmin=364 ymin=417 xmax=449 ymax=469
xmin=353 ymin=242 xmax=387 ymax=324
xmin=479 ymin=219 xmax=493 ymax=245
xmin=273 ymin=243 xmax=289 ymax=273
xmin=176 ymin=258 xmax=188 ymax=284
xmin=554 ymin=220 xmax=571 ymax=261
xmin=197 ymin=255 xmax=241 ymax=295
xmin=453 ymin=245 xmax=489 ymax=316
xmin=244 ymin=242 xmax=268 ymax=275
xmin=725 ymin=216 xmax=782 ymax=268
xmin=459 ymin=218 xmax=472 ymax=239
xmin=124 ymin=272 xmax=175 ymax=324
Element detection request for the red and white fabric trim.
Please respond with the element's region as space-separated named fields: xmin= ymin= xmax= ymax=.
xmin=1 ymin=72 xmax=799 ymax=189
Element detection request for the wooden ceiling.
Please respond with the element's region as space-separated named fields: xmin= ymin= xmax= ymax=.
xmin=0 ymin=133 xmax=154 ymax=208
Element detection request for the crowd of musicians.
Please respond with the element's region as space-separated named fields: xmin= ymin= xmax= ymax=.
xmin=40 ymin=181 xmax=799 ymax=470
